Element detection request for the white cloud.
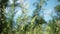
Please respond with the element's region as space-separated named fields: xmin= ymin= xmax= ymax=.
xmin=9 ymin=0 xmax=13 ymax=4
xmin=44 ymin=9 xmax=53 ymax=21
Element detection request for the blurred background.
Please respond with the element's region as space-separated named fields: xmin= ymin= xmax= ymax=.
xmin=0 ymin=0 xmax=60 ymax=34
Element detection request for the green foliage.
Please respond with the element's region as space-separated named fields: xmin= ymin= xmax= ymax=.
xmin=57 ymin=0 xmax=60 ymax=2
xmin=1 ymin=0 xmax=60 ymax=34
xmin=47 ymin=19 xmax=60 ymax=34
xmin=55 ymin=5 xmax=60 ymax=19
xmin=55 ymin=5 xmax=60 ymax=12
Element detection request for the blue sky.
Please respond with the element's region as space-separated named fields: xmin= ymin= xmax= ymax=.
xmin=43 ymin=0 xmax=60 ymax=21
xmin=45 ymin=0 xmax=60 ymax=9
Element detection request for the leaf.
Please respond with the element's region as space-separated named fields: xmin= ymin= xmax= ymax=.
xmin=31 ymin=16 xmax=37 ymax=25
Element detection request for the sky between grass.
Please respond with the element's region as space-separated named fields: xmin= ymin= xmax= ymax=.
xmin=6 ymin=0 xmax=60 ymax=22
